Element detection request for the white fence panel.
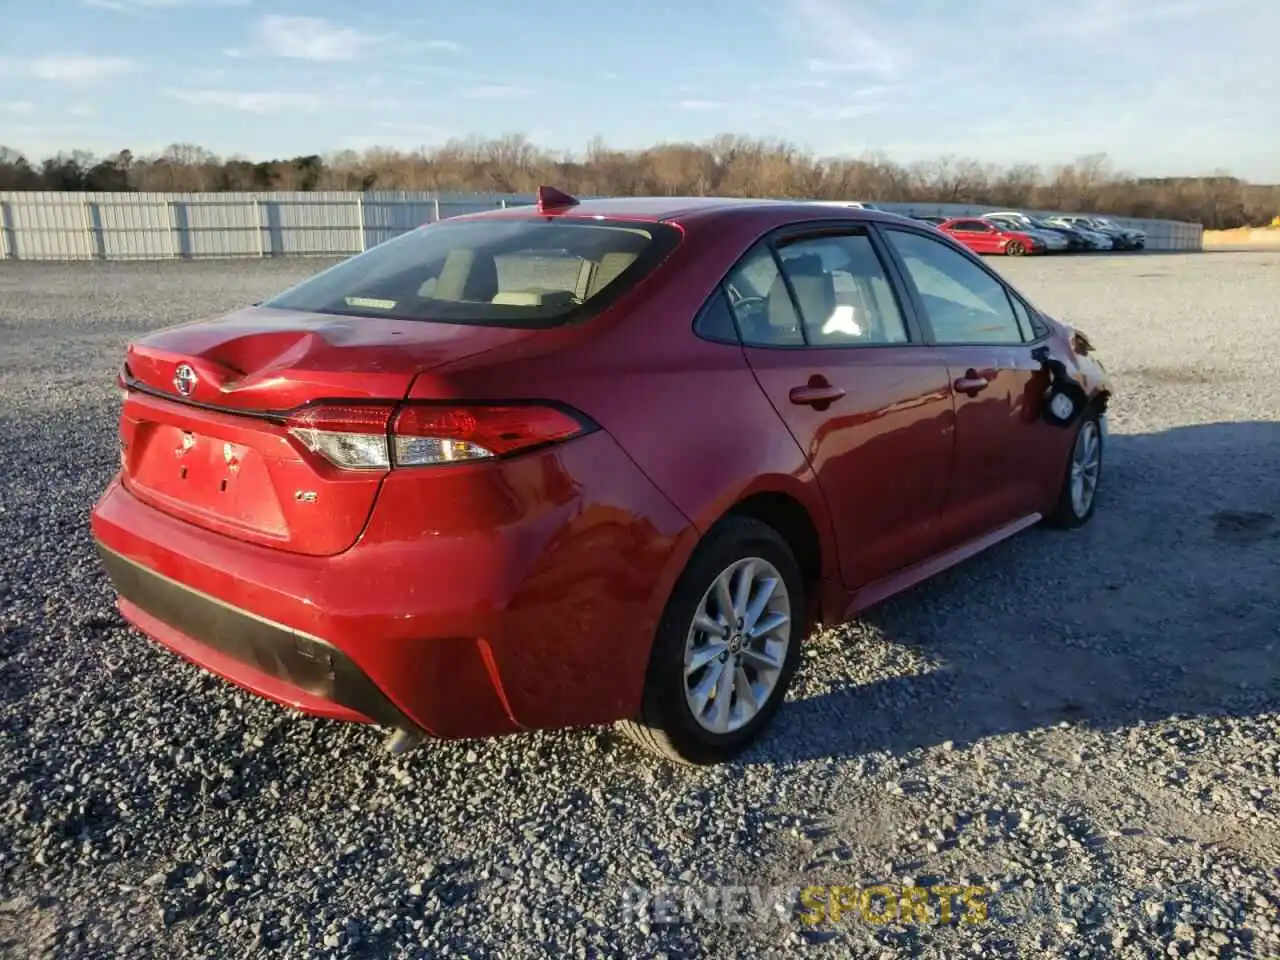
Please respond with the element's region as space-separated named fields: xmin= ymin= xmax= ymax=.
xmin=4 ymin=192 xmax=96 ymax=260
xmin=0 ymin=190 xmax=1205 ymax=260
xmin=265 ymin=193 xmax=363 ymax=256
xmin=177 ymin=197 xmax=263 ymax=258
xmin=93 ymin=195 xmax=175 ymax=259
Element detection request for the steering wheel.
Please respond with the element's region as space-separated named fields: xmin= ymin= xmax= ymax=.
xmin=725 ymin=281 xmax=767 ymax=314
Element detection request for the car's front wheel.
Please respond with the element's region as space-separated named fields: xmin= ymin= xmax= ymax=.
xmin=1045 ymin=412 xmax=1103 ymax=528
xmin=1006 ymin=240 xmax=1026 ymax=256
xmin=618 ymin=517 xmax=804 ymax=764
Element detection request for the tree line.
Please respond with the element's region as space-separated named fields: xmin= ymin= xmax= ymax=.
xmin=1 ymin=135 xmax=1275 ymax=229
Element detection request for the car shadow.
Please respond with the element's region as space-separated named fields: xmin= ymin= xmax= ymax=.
xmin=742 ymin=420 xmax=1280 ymax=767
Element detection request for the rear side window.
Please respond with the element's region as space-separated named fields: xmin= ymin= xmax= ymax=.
xmin=263 ymin=218 xmax=680 ymax=327
xmin=776 ymin=234 xmax=908 ymax=346
xmin=724 ymin=245 xmax=805 ymax=347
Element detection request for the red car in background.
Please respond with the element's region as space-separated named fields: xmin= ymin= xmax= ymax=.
xmin=92 ymin=190 xmax=1111 ymax=765
xmin=937 ymin=217 xmax=1045 ymax=256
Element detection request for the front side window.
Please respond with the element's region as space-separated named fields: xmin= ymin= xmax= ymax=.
xmin=1009 ymin=294 xmax=1050 ymax=340
xmin=263 ymin=218 xmax=680 ymax=327
xmin=883 ymin=229 xmax=1025 ymax=345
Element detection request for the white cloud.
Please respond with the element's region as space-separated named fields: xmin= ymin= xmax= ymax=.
xmin=784 ymin=0 xmax=906 ymax=81
xmin=84 ymin=0 xmax=249 ymax=11
xmin=0 ymin=101 xmax=37 ymax=115
xmin=679 ymin=100 xmax=726 ymax=111
xmin=0 ymin=55 xmax=143 ymax=82
xmin=164 ymin=88 xmax=327 ymax=114
xmin=810 ymin=102 xmax=889 ymax=121
xmin=749 ymin=77 xmax=829 ymax=92
xmin=1020 ymin=0 xmax=1250 ymax=42
xmin=228 ymin=15 xmax=387 ymax=61
xmin=458 ymin=84 xmax=531 ymax=100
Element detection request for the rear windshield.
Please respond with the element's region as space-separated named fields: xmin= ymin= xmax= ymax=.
xmin=263 ymin=217 xmax=681 ymax=327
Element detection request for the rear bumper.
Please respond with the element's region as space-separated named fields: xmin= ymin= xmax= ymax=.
xmin=96 ymin=541 xmax=423 ymax=733
xmin=91 ymin=429 xmax=696 ymax=740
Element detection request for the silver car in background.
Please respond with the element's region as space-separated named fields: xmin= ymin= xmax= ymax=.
xmin=981 ymin=212 xmax=1070 ymax=252
xmin=1040 ymin=216 xmax=1115 ymax=250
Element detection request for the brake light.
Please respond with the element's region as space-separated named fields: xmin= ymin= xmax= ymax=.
xmin=392 ymin=404 xmax=589 ymax=466
xmin=284 ymin=402 xmax=591 ymax=470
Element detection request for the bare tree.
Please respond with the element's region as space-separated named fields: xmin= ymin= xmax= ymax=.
xmin=0 ymin=137 xmax=1275 ymax=227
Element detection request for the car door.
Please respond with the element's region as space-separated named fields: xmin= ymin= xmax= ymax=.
xmin=877 ymin=225 xmax=1059 ymax=549
xmin=723 ymin=225 xmax=956 ymax=590
xmin=961 ymin=220 xmax=1004 ymax=254
xmin=942 ymin=220 xmax=980 ymax=254
xmin=966 ymin=220 xmax=1004 ymax=254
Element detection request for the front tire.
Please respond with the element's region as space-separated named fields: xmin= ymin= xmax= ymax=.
xmin=1044 ymin=413 xmax=1103 ymax=529
xmin=1006 ymin=240 xmax=1026 ymax=256
xmin=618 ymin=517 xmax=804 ymax=765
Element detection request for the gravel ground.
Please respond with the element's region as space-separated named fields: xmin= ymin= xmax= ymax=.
xmin=1 ymin=252 xmax=1277 ymax=959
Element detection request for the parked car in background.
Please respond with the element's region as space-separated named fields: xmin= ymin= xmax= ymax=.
xmin=810 ymin=200 xmax=884 ymax=211
xmin=1041 ymin=217 xmax=1109 ymax=250
xmin=938 ymin=217 xmax=1046 ymax=256
xmin=1090 ymin=216 xmax=1146 ymax=250
xmin=980 ymin=213 xmax=1070 ymax=253
xmin=1033 ymin=217 xmax=1114 ymax=251
xmin=91 ymin=189 xmax=1111 ymax=765
xmin=1020 ymin=218 xmax=1090 ymax=252
xmin=1051 ymin=215 xmax=1142 ymax=250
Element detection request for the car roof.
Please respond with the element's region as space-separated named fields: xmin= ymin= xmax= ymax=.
xmin=451 ymin=195 xmax=918 ymax=229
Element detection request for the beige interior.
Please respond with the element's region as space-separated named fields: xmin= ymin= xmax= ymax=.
xmin=417 ymin=247 xmax=642 ymax=309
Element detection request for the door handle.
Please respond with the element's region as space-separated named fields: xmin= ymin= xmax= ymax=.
xmin=953 ymin=371 xmax=991 ymax=396
xmin=789 ymin=384 xmax=846 ymax=407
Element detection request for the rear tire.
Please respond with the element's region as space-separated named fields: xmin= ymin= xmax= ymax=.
xmin=618 ymin=517 xmax=805 ymax=765
xmin=1006 ymin=240 xmax=1026 ymax=257
xmin=1044 ymin=412 xmax=1103 ymax=529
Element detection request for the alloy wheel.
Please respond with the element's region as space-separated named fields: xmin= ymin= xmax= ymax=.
xmin=1070 ymin=419 xmax=1102 ymax=516
xmin=682 ymin=557 xmax=791 ymax=734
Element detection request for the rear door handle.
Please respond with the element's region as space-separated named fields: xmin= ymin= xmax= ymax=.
xmin=789 ymin=384 xmax=846 ymax=406
xmin=953 ymin=372 xmax=992 ymax=396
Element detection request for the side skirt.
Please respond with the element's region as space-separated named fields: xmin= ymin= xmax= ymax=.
xmin=843 ymin=513 xmax=1042 ymax=619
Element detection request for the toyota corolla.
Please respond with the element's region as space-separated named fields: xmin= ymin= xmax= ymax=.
xmin=92 ymin=189 xmax=1111 ymax=765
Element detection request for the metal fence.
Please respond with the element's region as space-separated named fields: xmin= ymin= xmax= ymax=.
xmin=0 ymin=190 xmax=1204 ymax=261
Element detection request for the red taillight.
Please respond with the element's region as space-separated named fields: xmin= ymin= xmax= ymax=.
xmin=283 ymin=402 xmax=591 ymax=470
xmin=392 ymin=404 xmax=589 ymax=466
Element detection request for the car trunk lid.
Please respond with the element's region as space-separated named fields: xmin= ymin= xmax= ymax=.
xmin=118 ymin=306 xmax=533 ymax=556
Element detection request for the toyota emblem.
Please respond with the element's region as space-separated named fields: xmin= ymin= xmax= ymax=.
xmin=173 ymin=363 xmax=198 ymax=397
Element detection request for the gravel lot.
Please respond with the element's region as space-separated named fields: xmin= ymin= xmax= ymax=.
xmin=1 ymin=252 xmax=1277 ymax=959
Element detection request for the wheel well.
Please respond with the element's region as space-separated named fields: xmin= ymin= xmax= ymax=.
xmin=725 ymin=492 xmax=822 ymax=590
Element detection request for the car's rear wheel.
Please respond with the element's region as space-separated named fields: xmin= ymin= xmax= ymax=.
xmin=618 ymin=517 xmax=804 ymax=764
xmin=1045 ymin=412 xmax=1103 ymax=528
xmin=1006 ymin=240 xmax=1026 ymax=257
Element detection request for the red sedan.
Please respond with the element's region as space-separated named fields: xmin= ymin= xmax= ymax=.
xmin=92 ymin=189 xmax=1111 ymax=765
xmin=936 ymin=217 xmax=1045 ymax=256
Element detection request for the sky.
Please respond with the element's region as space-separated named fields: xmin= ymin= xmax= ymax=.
xmin=1 ymin=0 xmax=1277 ymax=181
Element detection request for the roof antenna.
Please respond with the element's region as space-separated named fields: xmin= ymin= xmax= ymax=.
xmin=536 ymin=186 xmax=580 ymax=214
